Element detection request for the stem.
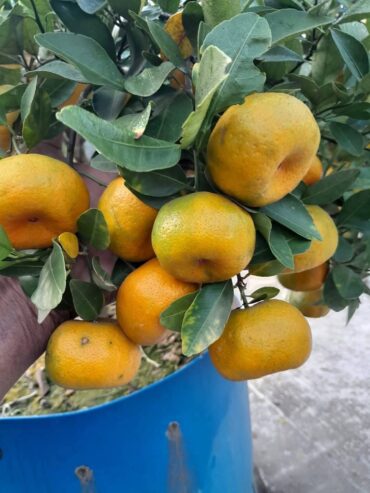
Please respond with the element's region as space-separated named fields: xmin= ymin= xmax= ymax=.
xmin=236 ymin=274 xmax=249 ymax=308
xmin=193 ymin=149 xmax=200 ymax=191
xmin=67 ymin=130 xmax=77 ymax=166
xmin=288 ymin=32 xmax=324 ymax=75
xmin=29 ymin=0 xmax=45 ymax=34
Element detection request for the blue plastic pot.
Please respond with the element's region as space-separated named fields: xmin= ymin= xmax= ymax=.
xmin=0 ymin=353 xmax=253 ymax=493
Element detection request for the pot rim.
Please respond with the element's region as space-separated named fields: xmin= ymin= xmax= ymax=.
xmin=1 ymin=352 xmax=208 ymax=421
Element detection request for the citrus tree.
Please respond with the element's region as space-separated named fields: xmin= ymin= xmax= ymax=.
xmin=0 ymin=0 xmax=369 ymax=387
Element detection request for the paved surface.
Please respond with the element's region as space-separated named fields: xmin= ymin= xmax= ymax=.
xmin=248 ymin=277 xmax=370 ymax=492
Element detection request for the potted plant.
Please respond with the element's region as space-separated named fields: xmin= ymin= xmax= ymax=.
xmin=0 ymin=0 xmax=369 ymax=491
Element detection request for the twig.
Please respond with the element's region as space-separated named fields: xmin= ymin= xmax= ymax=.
xmin=236 ymin=274 xmax=249 ymax=308
xmin=67 ymin=130 xmax=77 ymax=166
xmin=29 ymin=0 xmax=45 ymax=33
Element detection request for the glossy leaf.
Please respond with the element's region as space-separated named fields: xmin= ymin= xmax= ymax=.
xmin=334 ymin=236 xmax=354 ymax=263
xmin=0 ymin=65 xmax=21 ymax=85
xmin=329 ymin=122 xmax=364 ymax=157
xmin=107 ymin=0 xmax=141 ymax=18
xmin=92 ymin=87 xmax=128 ymax=121
xmin=35 ymin=33 xmax=125 ymax=90
xmin=340 ymin=0 xmax=370 ymax=23
xmin=70 ymin=279 xmax=104 ymax=321
xmin=249 ymin=286 xmax=280 ymax=302
xmin=254 ymin=213 xmax=294 ymax=269
xmin=111 ymin=259 xmax=135 ymax=287
xmin=323 ymin=272 xmax=349 ymax=312
xmin=76 ymin=0 xmax=106 ymax=14
xmin=332 ymin=265 xmax=364 ymax=300
xmin=311 ymin=34 xmax=344 ymax=85
xmin=91 ymin=257 xmax=117 ymax=292
xmin=42 ymin=79 xmax=77 ymax=107
xmin=147 ymin=19 xmax=184 ymax=68
xmin=21 ymin=77 xmax=52 ymax=149
xmin=0 ymin=226 xmax=13 ymax=261
xmin=336 ymin=190 xmax=370 ymax=226
xmin=31 ymin=242 xmax=67 ymax=323
xmin=302 ymin=169 xmax=360 ymax=205
xmin=50 ymin=0 xmax=115 ymax=58
xmin=145 ymin=91 xmax=193 ymax=142
xmin=77 ymin=208 xmax=110 ymax=250
xmin=158 ymin=0 xmax=180 ymax=14
xmin=265 ymin=9 xmax=334 ymax=44
xmin=201 ymin=13 xmax=271 ymax=112
xmin=181 ymin=280 xmax=234 ymax=356
xmin=114 ymin=102 xmax=153 ymax=139
xmin=160 ymin=291 xmax=199 ymax=332
xmin=119 ymin=165 xmax=189 ymax=197
xmin=183 ymin=1 xmax=204 ymax=51
xmin=261 ymin=194 xmax=321 ymax=241
xmin=124 ymin=62 xmax=175 ymax=97
xmin=57 ymin=105 xmax=181 ymax=171
xmin=258 ymin=45 xmax=302 ymax=62
xmin=332 ymin=102 xmax=370 ymax=120
xmin=27 ymin=61 xmax=88 ymax=83
xmin=90 ymin=155 xmax=117 ymax=173
xmin=181 ymin=45 xmax=230 ymax=148
xmin=331 ymin=28 xmax=369 ymax=81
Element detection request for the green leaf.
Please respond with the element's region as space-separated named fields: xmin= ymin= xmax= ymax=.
xmin=158 ymin=0 xmax=179 ymax=14
xmin=254 ymin=213 xmax=294 ymax=269
xmin=329 ymin=122 xmax=364 ymax=157
xmin=107 ymin=0 xmax=141 ymax=18
xmin=340 ymin=0 xmax=370 ymax=23
xmin=77 ymin=208 xmax=110 ymax=250
xmin=332 ymin=265 xmax=364 ymax=300
xmin=21 ymin=77 xmax=52 ymax=149
xmin=331 ymin=28 xmax=369 ymax=81
xmin=0 ymin=65 xmax=21 ymax=85
xmin=42 ymin=79 xmax=77 ymax=107
xmin=323 ymin=272 xmax=349 ymax=312
xmin=35 ymin=32 xmax=125 ymax=90
xmin=261 ymin=194 xmax=321 ymax=241
xmin=145 ymin=91 xmax=193 ymax=142
xmin=0 ymin=84 xmax=26 ymax=124
xmin=347 ymin=299 xmax=360 ymax=324
xmin=336 ymin=190 xmax=370 ymax=226
xmin=69 ymin=279 xmax=104 ymax=321
xmin=181 ymin=280 xmax=234 ymax=356
xmin=160 ymin=291 xmax=199 ymax=332
xmin=311 ymin=34 xmax=344 ymax=86
xmin=181 ymin=45 xmax=230 ymax=148
xmin=114 ymin=102 xmax=153 ymax=139
xmin=249 ymin=286 xmax=280 ymax=302
xmin=0 ymin=260 xmax=44 ymax=277
xmin=57 ymin=105 xmax=181 ymax=171
xmin=183 ymin=1 xmax=204 ymax=51
xmin=90 ymin=155 xmax=117 ymax=173
xmin=147 ymin=19 xmax=184 ymax=68
xmin=111 ymin=258 xmax=135 ymax=287
xmin=92 ymin=87 xmax=128 ymax=121
xmin=31 ymin=242 xmax=67 ymax=323
xmin=27 ymin=61 xmax=89 ymax=83
xmin=259 ymin=44 xmax=303 ymax=62
xmin=332 ymin=102 xmax=370 ymax=120
xmin=302 ymin=169 xmax=360 ymax=205
xmin=119 ymin=165 xmax=189 ymax=197
xmin=334 ymin=236 xmax=354 ymax=263
xmin=265 ymin=9 xmax=334 ymax=44
xmin=124 ymin=62 xmax=175 ymax=97
xmin=0 ymin=226 xmax=13 ymax=261
xmin=50 ymin=0 xmax=116 ymax=59
xmin=201 ymin=13 xmax=271 ymax=112
xmin=76 ymin=0 xmax=106 ymax=14
xmin=202 ymin=0 xmax=241 ymax=28
xmin=91 ymin=257 xmax=116 ymax=292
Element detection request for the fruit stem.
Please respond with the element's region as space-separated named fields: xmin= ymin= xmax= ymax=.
xmin=236 ymin=274 xmax=249 ymax=308
xmin=140 ymin=348 xmax=161 ymax=368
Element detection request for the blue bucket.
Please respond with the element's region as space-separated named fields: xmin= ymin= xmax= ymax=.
xmin=0 ymin=353 xmax=253 ymax=493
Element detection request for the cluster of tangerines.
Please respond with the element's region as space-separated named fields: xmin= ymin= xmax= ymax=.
xmin=0 ymin=89 xmax=338 ymax=390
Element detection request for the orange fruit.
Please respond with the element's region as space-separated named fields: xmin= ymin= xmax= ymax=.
xmin=207 ymin=92 xmax=320 ymax=207
xmin=292 ymin=205 xmax=338 ymax=273
xmin=288 ymin=289 xmax=330 ymax=318
xmin=59 ymin=83 xmax=88 ymax=108
xmin=164 ymin=12 xmax=192 ymax=59
xmin=0 ymin=154 xmax=90 ymax=249
xmin=209 ymin=300 xmax=312 ymax=380
xmin=152 ymin=191 xmax=256 ymax=284
xmin=303 ymin=156 xmax=323 ymax=185
xmin=46 ymin=320 xmax=141 ymax=389
xmin=116 ymin=258 xmax=197 ymax=345
xmin=278 ymin=263 xmax=328 ymax=291
xmin=98 ymin=177 xmax=157 ymax=262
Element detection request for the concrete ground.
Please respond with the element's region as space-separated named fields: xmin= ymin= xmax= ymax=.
xmin=248 ymin=277 xmax=370 ymax=492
